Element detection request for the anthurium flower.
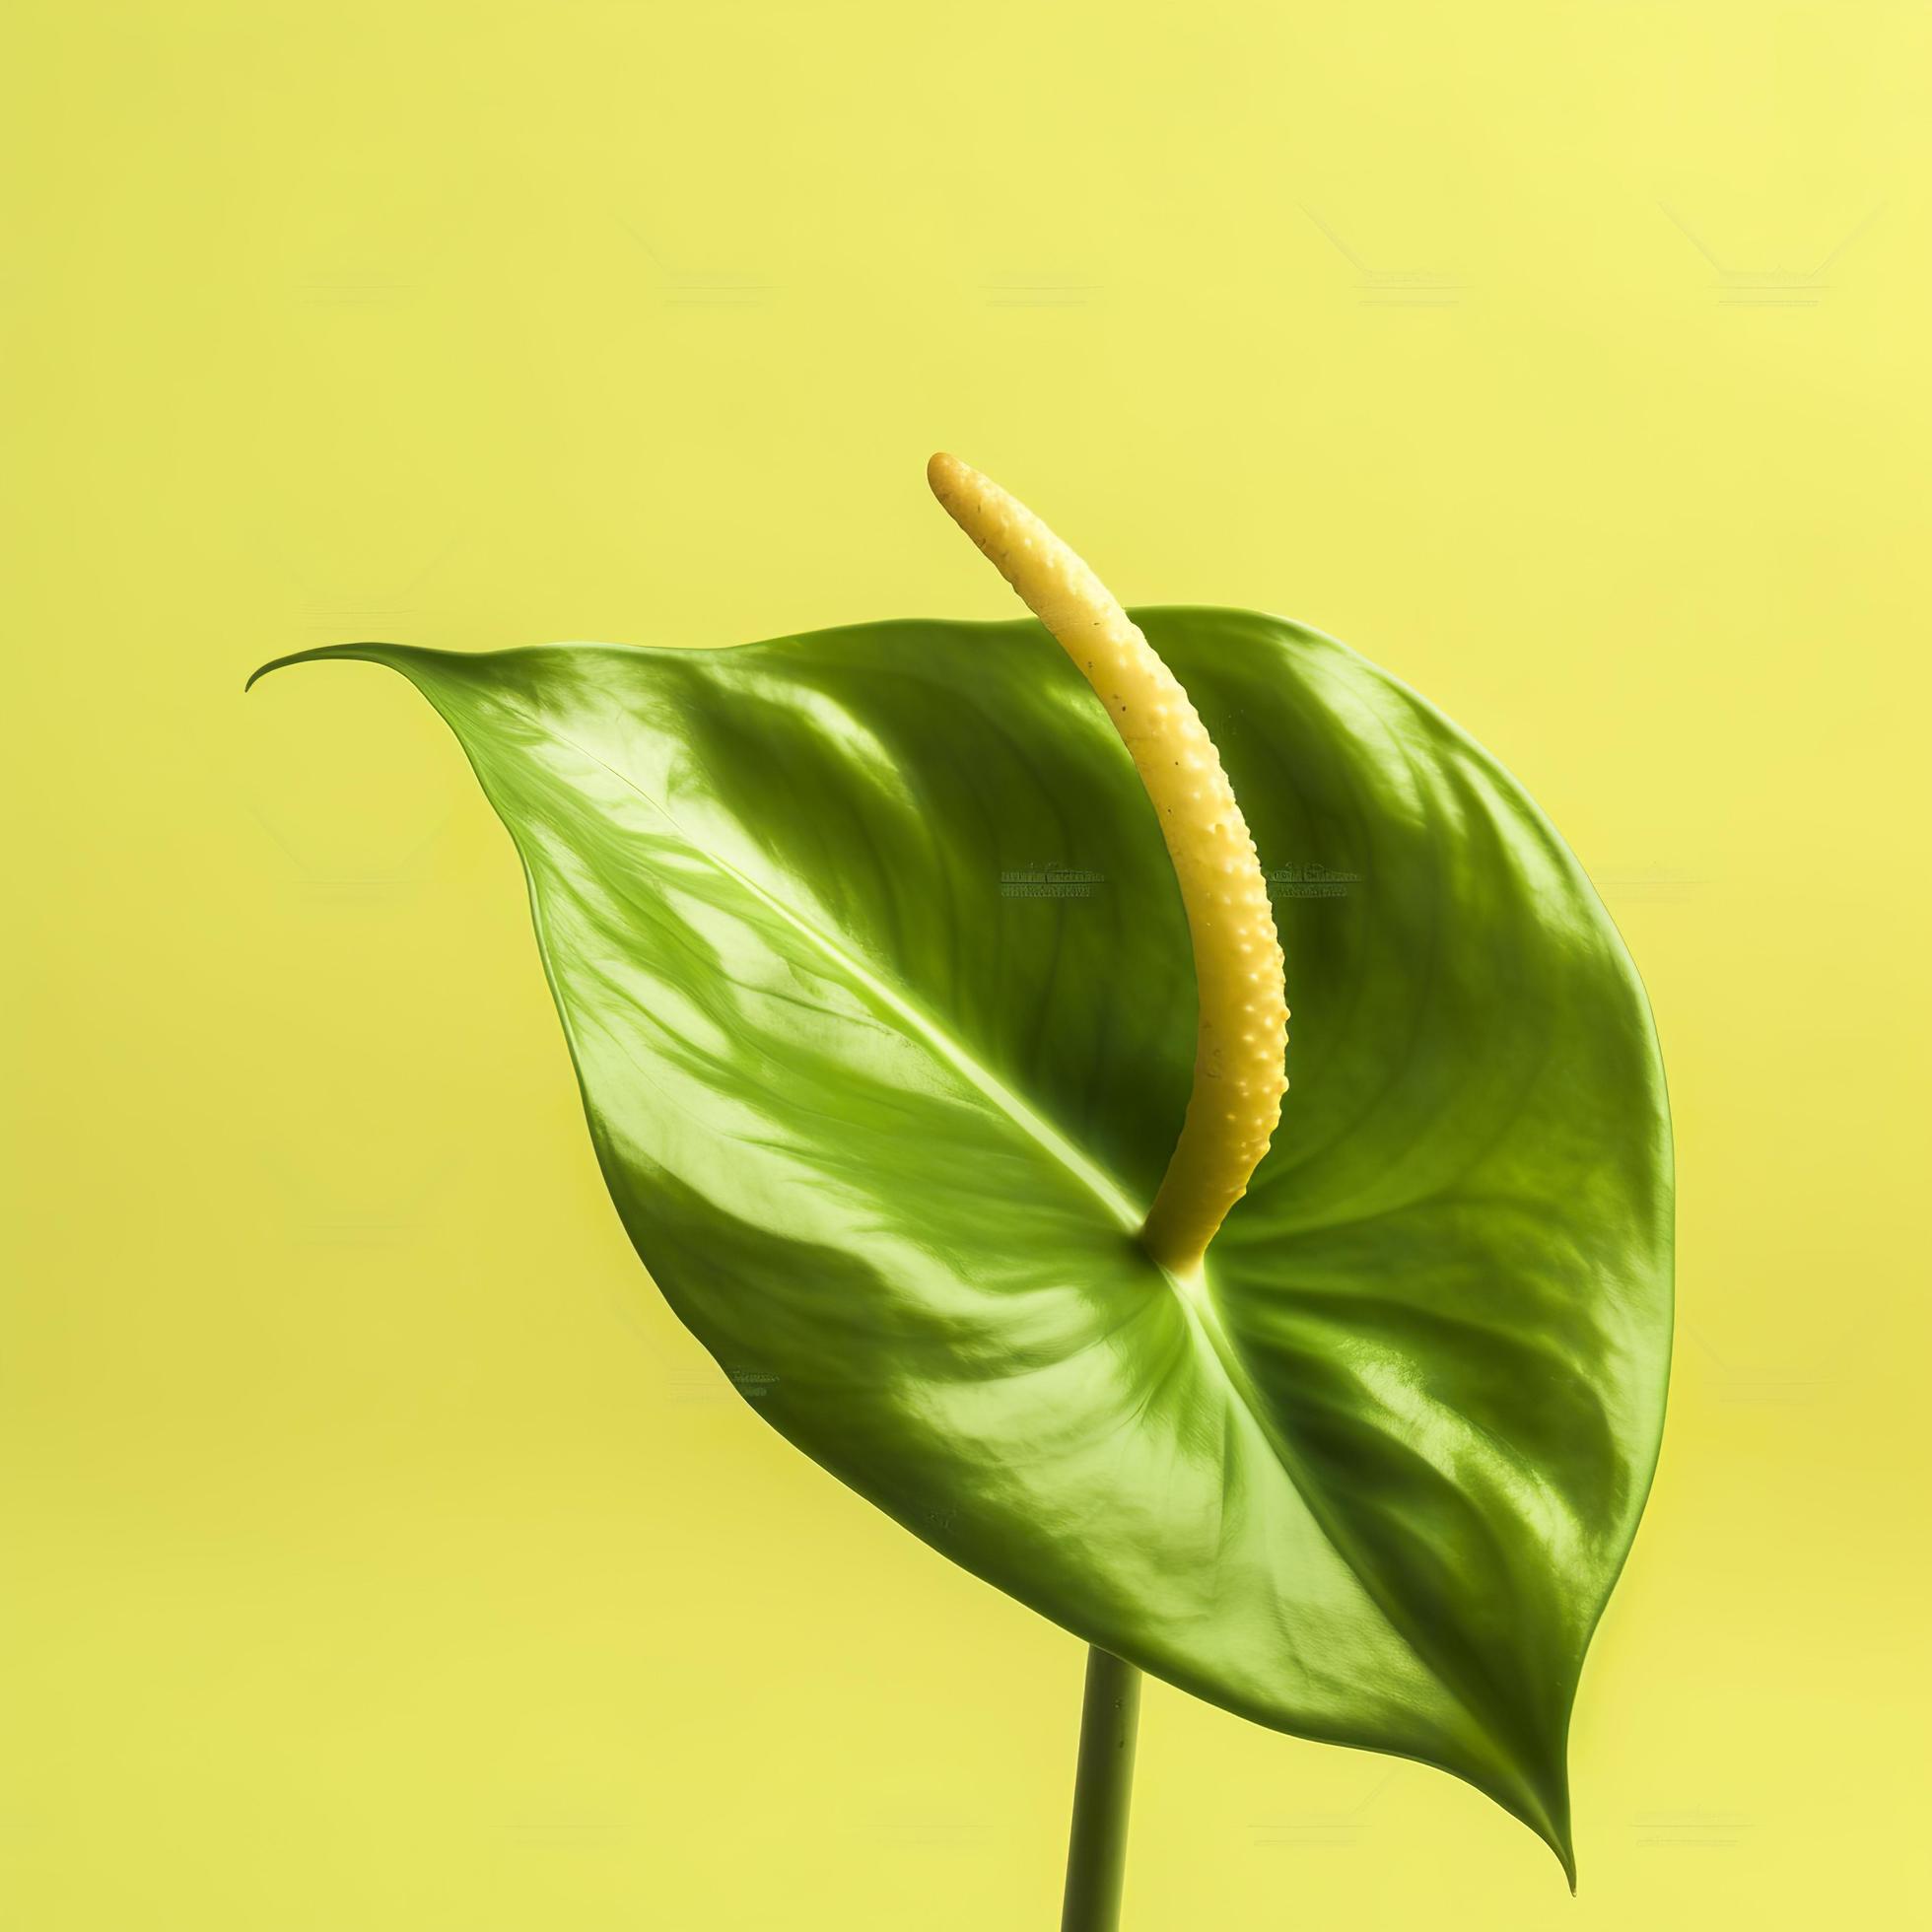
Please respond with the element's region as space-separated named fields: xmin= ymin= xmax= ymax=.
xmin=253 ymin=458 xmax=1671 ymax=1916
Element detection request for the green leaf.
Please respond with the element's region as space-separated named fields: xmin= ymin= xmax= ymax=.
xmin=252 ymin=608 xmax=1671 ymax=1878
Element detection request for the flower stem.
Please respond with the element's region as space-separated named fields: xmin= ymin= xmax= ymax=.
xmin=1059 ymin=1646 xmax=1141 ymax=1931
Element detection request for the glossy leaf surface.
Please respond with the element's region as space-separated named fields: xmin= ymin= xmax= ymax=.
xmin=253 ymin=609 xmax=1671 ymax=1875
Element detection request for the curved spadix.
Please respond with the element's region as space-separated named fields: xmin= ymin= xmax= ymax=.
xmin=926 ymin=452 xmax=1289 ymax=1276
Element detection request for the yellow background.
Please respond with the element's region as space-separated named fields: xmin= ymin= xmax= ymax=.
xmin=4 ymin=3 xmax=1927 ymax=1926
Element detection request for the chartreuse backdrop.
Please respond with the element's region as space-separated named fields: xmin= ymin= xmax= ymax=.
xmin=3 ymin=3 xmax=1927 ymax=1928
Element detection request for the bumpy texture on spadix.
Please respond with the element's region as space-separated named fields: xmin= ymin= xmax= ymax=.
xmin=927 ymin=452 xmax=1288 ymax=1276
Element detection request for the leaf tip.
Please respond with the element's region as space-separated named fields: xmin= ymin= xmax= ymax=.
xmin=1520 ymin=1777 xmax=1578 ymax=1892
xmin=244 ymin=643 xmax=420 ymax=695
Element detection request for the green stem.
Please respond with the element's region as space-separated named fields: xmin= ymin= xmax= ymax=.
xmin=1059 ymin=1646 xmax=1141 ymax=1932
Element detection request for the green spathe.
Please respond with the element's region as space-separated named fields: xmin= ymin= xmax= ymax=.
xmin=251 ymin=607 xmax=1673 ymax=1881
